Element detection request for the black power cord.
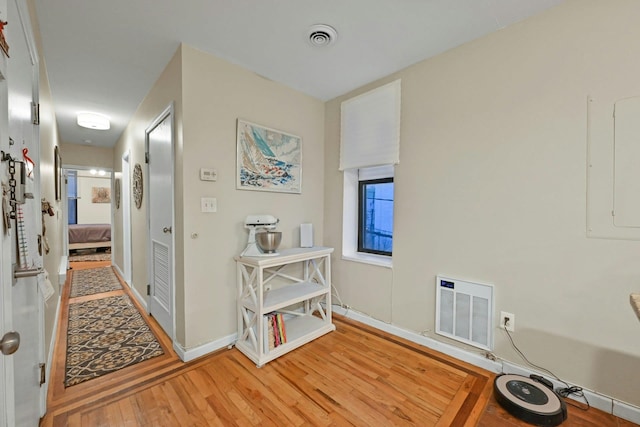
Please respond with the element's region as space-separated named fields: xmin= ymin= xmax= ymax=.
xmin=502 ymin=319 xmax=590 ymax=411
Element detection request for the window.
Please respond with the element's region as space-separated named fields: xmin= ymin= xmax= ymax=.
xmin=340 ymin=79 xmax=400 ymax=267
xmin=67 ymin=170 xmax=77 ymax=225
xmin=342 ymin=165 xmax=394 ymax=267
xmin=358 ymin=177 xmax=393 ymax=255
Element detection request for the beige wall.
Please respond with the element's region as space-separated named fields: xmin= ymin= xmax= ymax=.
xmin=28 ymin=0 xmax=64 ymax=361
xmin=76 ymin=175 xmax=111 ymax=224
xmin=179 ymin=45 xmax=325 ymax=348
xmin=112 ymin=45 xmax=184 ymax=332
xmin=324 ymin=0 xmax=640 ymax=406
xmin=60 ymin=142 xmax=114 ymax=170
xmin=111 ymin=44 xmax=325 ymax=349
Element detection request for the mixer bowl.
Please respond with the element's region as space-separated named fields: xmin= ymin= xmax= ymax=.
xmin=256 ymin=231 xmax=282 ymax=253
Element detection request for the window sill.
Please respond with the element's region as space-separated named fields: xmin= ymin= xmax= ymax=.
xmin=342 ymin=252 xmax=393 ymax=269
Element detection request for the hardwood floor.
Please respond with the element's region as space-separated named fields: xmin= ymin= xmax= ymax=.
xmin=41 ymin=261 xmax=638 ymax=426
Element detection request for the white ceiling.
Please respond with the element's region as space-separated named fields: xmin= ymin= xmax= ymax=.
xmin=33 ymin=0 xmax=565 ymax=148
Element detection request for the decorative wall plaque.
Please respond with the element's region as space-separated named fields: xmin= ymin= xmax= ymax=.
xmin=114 ymin=178 xmax=121 ymax=209
xmin=133 ymin=163 xmax=143 ymax=209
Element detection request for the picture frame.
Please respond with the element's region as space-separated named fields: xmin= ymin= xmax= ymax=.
xmin=114 ymin=178 xmax=121 ymax=209
xmin=91 ymin=186 xmax=111 ymax=203
xmin=54 ymin=146 xmax=62 ymax=201
xmin=133 ymin=163 xmax=143 ymax=209
xmin=236 ymin=119 xmax=302 ymax=193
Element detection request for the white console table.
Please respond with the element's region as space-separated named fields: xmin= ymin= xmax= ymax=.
xmin=234 ymin=247 xmax=335 ymax=367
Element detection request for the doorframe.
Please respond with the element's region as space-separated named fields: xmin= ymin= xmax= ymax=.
xmin=145 ymin=103 xmax=176 ymax=340
xmin=61 ymin=165 xmax=114 ymax=258
xmin=121 ymin=151 xmax=132 ymax=285
xmin=0 ymin=54 xmax=11 ymax=427
xmin=7 ymin=0 xmax=45 ymax=421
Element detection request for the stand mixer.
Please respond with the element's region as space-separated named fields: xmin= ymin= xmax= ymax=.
xmin=241 ymin=215 xmax=280 ymax=257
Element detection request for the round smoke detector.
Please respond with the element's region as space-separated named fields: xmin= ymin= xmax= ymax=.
xmin=308 ymin=24 xmax=338 ymax=47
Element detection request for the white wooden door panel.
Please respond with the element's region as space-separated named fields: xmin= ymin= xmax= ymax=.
xmin=147 ymin=106 xmax=174 ymax=338
xmin=1 ymin=1 xmax=44 ymax=425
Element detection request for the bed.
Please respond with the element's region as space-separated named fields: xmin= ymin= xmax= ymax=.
xmin=68 ymin=224 xmax=111 ymax=250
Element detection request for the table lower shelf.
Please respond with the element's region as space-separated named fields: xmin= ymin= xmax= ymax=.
xmin=236 ymin=315 xmax=335 ymax=367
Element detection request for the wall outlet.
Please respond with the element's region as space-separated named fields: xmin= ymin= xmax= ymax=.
xmin=500 ymin=311 xmax=515 ymax=332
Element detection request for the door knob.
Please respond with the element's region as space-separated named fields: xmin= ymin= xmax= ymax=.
xmin=1 ymin=331 xmax=20 ymax=355
xmin=163 ymin=226 xmax=172 ymax=234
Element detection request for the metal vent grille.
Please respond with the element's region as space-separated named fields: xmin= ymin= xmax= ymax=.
xmin=436 ymin=275 xmax=494 ymax=350
xmin=153 ymin=241 xmax=170 ymax=311
xmin=308 ymin=24 xmax=338 ymax=47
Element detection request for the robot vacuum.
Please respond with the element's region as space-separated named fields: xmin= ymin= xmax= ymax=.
xmin=494 ymin=374 xmax=567 ymax=426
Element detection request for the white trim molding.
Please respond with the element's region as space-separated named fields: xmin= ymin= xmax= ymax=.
xmin=173 ymin=333 xmax=237 ymax=363
xmin=58 ymin=256 xmax=68 ymax=287
xmin=42 ymin=295 xmax=62 ymax=415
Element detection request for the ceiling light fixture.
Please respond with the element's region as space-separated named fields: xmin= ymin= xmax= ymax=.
xmin=77 ymin=112 xmax=110 ymax=130
xmin=90 ymin=169 xmax=97 ymax=175
xmin=308 ymin=24 xmax=338 ymax=47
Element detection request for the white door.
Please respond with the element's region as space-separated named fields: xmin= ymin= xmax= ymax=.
xmin=146 ymin=105 xmax=174 ymax=338
xmin=1 ymin=0 xmax=45 ymax=425
xmin=0 ymin=48 xmax=9 ymax=427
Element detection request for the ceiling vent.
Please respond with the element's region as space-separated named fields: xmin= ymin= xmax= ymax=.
xmin=308 ymin=24 xmax=338 ymax=47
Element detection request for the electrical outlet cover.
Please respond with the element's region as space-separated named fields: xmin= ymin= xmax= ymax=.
xmin=500 ymin=311 xmax=515 ymax=332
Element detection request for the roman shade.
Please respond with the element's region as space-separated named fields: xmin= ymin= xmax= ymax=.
xmin=340 ymin=79 xmax=401 ymax=171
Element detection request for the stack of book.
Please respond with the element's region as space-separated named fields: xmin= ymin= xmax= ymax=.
xmin=264 ymin=313 xmax=287 ymax=352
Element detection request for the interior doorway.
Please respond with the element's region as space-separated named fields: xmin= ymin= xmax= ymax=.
xmin=64 ymin=167 xmax=113 ymax=263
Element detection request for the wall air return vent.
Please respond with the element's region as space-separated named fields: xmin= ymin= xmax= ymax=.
xmin=436 ymin=275 xmax=494 ymax=350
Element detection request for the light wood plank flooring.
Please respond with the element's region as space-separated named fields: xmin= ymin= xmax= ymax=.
xmin=42 ymin=261 xmax=637 ymax=426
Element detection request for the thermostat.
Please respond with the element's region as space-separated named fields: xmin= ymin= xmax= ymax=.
xmin=200 ymin=168 xmax=217 ymax=181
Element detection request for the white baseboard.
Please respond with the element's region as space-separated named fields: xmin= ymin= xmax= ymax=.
xmin=173 ymin=333 xmax=237 ymax=362
xmin=58 ymin=256 xmax=68 ymax=287
xmin=614 ymin=400 xmax=640 ymax=424
xmin=112 ymin=263 xmax=124 ymax=280
xmin=112 ymin=264 xmax=129 ymax=287
xmin=129 ymin=283 xmax=148 ymax=313
xmin=42 ymin=294 xmax=61 ymax=416
xmin=332 ymin=306 xmax=640 ymax=425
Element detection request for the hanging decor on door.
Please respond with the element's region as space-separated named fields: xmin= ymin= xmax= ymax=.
xmin=0 ymin=20 xmax=9 ymax=57
xmin=22 ymin=148 xmax=35 ymax=178
xmin=16 ymin=205 xmax=28 ymax=269
xmin=133 ymin=163 xmax=143 ymax=209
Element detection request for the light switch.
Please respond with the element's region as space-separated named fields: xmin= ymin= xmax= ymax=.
xmin=200 ymin=168 xmax=217 ymax=181
xmin=201 ymin=197 xmax=217 ymax=213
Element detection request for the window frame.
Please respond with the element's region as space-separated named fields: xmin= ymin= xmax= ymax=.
xmin=357 ymin=177 xmax=394 ymax=256
xmin=342 ymin=166 xmax=394 ymax=269
xmin=67 ymin=170 xmax=78 ymax=225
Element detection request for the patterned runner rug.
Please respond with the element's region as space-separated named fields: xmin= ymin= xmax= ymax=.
xmin=70 ymin=267 xmax=122 ymax=298
xmin=69 ymin=252 xmax=111 ymax=262
xmin=65 ymin=294 xmax=164 ymax=387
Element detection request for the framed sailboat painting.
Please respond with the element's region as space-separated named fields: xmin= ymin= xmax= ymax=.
xmin=236 ymin=119 xmax=302 ymax=193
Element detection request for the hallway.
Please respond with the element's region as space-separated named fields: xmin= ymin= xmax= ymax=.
xmin=42 ymin=260 xmax=180 ymax=425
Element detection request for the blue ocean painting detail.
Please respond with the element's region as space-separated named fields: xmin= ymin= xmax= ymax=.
xmin=237 ymin=120 xmax=302 ymax=193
